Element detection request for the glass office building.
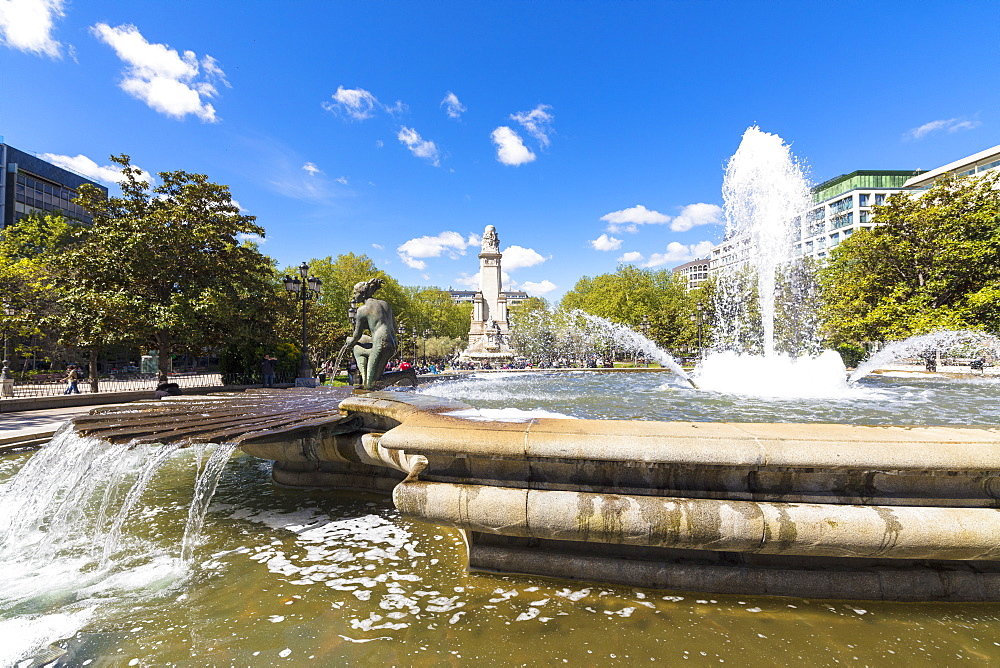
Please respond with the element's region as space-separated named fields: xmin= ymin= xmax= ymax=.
xmin=0 ymin=140 xmax=108 ymax=229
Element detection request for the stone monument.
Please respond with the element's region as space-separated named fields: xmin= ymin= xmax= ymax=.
xmin=459 ymin=225 xmax=514 ymax=364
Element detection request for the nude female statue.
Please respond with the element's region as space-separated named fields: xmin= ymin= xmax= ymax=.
xmin=343 ymin=278 xmax=398 ymax=390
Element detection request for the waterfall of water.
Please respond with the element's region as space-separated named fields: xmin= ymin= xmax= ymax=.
xmin=0 ymin=425 xmax=238 ymax=665
xmin=181 ymin=441 xmax=239 ymax=562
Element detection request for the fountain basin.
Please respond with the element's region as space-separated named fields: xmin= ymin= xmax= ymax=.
xmin=236 ymin=390 xmax=1000 ymax=601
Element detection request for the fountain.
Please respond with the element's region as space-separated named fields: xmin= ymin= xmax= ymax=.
xmin=4 ymin=126 xmax=1000 ymax=664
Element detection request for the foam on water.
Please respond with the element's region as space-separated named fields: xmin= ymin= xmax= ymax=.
xmin=692 ymin=350 xmax=865 ymax=399
xmin=0 ymin=607 xmax=95 ymax=667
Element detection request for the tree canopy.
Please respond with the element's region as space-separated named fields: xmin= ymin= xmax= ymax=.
xmin=559 ymin=264 xmax=710 ymax=350
xmin=72 ymin=154 xmax=275 ymax=373
xmin=820 ymin=173 xmax=1000 ymax=344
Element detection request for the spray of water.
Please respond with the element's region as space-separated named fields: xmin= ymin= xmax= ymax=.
xmin=569 ymin=311 xmax=696 ymax=386
xmin=849 ymin=330 xmax=1000 ymax=382
xmin=717 ymin=126 xmax=812 ymax=356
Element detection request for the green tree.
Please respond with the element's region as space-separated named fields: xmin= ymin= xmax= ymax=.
xmin=73 ymin=154 xmax=275 ymax=376
xmin=820 ymin=173 xmax=1000 ymax=345
xmin=400 ymin=286 xmax=472 ymax=339
xmin=300 ymin=253 xmax=410 ymax=368
xmin=559 ymin=264 xmax=702 ymax=351
xmin=0 ymin=213 xmax=83 ymax=372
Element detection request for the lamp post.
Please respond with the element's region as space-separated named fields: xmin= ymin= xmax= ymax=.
xmin=397 ymin=322 xmax=406 ymax=366
xmin=283 ymin=262 xmax=322 ymax=385
xmin=2 ymin=303 xmax=14 ymax=396
xmin=639 ymin=315 xmax=650 ymax=367
xmin=411 ymin=326 xmax=417 ymax=366
xmin=696 ymin=302 xmax=705 ymax=360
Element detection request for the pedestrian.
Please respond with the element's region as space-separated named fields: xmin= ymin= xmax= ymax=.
xmin=63 ymin=364 xmax=81 ymax=395
xmin=262 ymin=354 xmax=277 ymax=387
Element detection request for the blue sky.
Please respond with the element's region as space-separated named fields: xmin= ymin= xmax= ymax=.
xmin=2 ymin=1 xmax=999 ymax=301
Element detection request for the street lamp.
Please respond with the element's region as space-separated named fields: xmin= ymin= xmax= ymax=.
xmin=696 ymin=302 xmax=705 ymax=360
xmin=639 ymin=315 xmax=650 ymax=367
xmin=1 ymin=302 xmax=14 ymax=387
xmin=283 ymin=262 xmax=322 ymax=384
xmin=411 ymin=326 xmax=418 ymax=366
xmin=397 ymin=322 xmax=407 ymax=366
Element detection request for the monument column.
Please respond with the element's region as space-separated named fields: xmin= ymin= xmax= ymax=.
xmin=462 ymin=225 xmax=513 ymax=359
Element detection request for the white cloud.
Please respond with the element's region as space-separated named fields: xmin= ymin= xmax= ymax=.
xmin=590 ymin=234 xmax=623 ymax=251
xmin=237 ymin=232 xmax=264 ymax=244
xmin=397 ymin=230 xmax=476 ymax=270
xmin=371 ymin=243 xmax=383 ymax=250
xmin=0 ymin=0 xmax=64 ymax=57
xmin=491 ymin=126 xmax=535 ymax=166
xmin=600 ymin=205 xmax=671 ymax=234
xmin=907 ymin=118 xmax=981 ymax=140
xmin=521 ymin=279 xmax=556 ymax=296
xmin=39 ymin=153 xmax=153 ymax=185
xmin=397 ymin=126 xmax=440 ymax=166
xmin=511 ymin=104 xmax=554 ymax=147
xmin=323 ymin=85 xmax=380 ymax=120
xmin=618 ymin=251 xmax=644 ymax=263
xmin=335 ymin=176 xmax=348 ymax=185
xmin=302 ymin=162 xmax=323 ymax=176
xmin=643 ymin=241 xmax=715 ymax=268
xmin=441 ymin=91 xmax=465 ymax=119
xmin=501 ymin=245 xmax=547 ymax=270
xmin=91 ymin=23 xmax=227 ymax=122
xmin=453 ymin=271 xmax=481 ymax=289
xmin=670 ymin=203 xmax=723 ymax=232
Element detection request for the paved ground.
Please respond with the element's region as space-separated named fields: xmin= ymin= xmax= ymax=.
xmin=0 ymin=405 xmax=103 ymax=449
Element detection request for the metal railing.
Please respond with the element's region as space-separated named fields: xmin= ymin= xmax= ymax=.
xmin=0 ymin=371 xmax=297 ymax=399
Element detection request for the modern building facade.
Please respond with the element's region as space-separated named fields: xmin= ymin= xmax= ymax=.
xmin=903 ymin=144 xmax=1000 ymax=190
xmin=0 ymin=140 xmax=107 ymax=230
xmin=795 ymin=170 xmax=919 ymax=261
xmin=672 ymin=258 xmax=711 ymax=290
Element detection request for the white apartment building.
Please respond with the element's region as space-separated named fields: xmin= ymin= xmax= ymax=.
xmin=671 ymin=258 xmax=711 ymax=290
xmin=704 ymin=145 xmax=1000 ymax=276
xmin=903 ymin=144 xmax=1000 ymax=190
xmin=796 ymin=170 xmax=918 ymax=261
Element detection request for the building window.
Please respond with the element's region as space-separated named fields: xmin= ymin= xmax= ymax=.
xmin=874 ymin=194 xmax=886 ymax=206
xmin=859 ymin=193 xmax=869 ymax=207
xmin=831 ymin=212 xmax=854 ymax=229
xmin=830 ymin=232 xmax=840 ymax=246
xmin=830 ymin=196 xmax=853 ymax=215
xmin=805 ymin=241 xmax=813 ymax=253
xmin=977 ymin=159 xmax=1000 ymax=173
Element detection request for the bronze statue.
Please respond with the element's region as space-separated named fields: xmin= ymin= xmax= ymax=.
xmin=343 ymin=278 xmax=399 ymax=390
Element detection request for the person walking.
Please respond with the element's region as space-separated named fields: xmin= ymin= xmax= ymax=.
xmin=261 ymin=355 xmax=277 ymax=388
xmin=63 ymin=364 xmax=81 ymax=394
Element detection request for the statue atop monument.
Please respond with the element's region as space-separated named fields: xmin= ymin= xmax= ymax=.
xmin=481 ymin=225 xmax=500 ymax=253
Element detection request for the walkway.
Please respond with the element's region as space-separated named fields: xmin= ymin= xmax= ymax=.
xmin=1 ymin=406 xmax=98 ymax=451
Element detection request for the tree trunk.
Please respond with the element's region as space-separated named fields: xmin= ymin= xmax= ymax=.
xmin=87 ymin=348 xmax=99 ymax=392
xmin=155 ymin=330 xmax=172 ymax=380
